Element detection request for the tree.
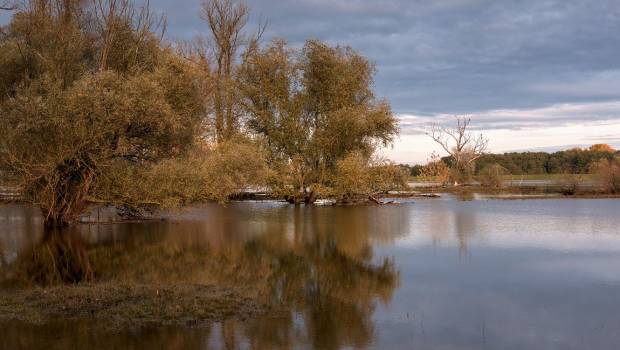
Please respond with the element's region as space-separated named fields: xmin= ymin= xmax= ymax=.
xmin=200 ymin=0 xmax=264 ymax=142
xmin=0 ymin=0 xmax=206 ymax=226
xmin=238 ymin=39 xmax=398 ymax=203
xmin=428 ymin=116 xmax=488 ymax=185
xmin=589 ymin=144 xmax=616 ymax=153
xmin=91 ymin=0 xmax=167 ymax=72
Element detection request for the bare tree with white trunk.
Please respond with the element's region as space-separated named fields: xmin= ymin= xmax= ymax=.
xmin=428 ymin=116 xmax=488 ymax=185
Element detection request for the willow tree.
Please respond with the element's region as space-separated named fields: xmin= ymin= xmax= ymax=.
xmin=0 ymin=0 xmax=205 ymax=226
xmin=238 ymin=39 xmax=398 ymax=203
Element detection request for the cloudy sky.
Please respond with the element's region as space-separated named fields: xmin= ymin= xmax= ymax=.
xmin=3 ymin=0 xmax=620 ymax=163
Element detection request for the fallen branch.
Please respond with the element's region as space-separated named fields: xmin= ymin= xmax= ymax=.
xmin=368 ymin=194 xmax=381 ymax=204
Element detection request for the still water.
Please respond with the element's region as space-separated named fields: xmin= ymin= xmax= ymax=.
xmin=1 ymin=197 xmax=620 ymax=349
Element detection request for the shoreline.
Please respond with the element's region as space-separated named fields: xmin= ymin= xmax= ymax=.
xmin=3 ymin=187 xmax=619 ymax=207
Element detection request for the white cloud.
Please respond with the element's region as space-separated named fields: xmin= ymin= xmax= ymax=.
xmin=399 ymin=100 xmax=620 ymax=134
xmin=385 ymin=101 xmax=620 ymax=163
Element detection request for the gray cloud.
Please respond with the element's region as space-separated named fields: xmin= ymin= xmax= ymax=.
xmin=398 ymin=100 xmax=620 ymax=135
xmin=150 ymin=0 xmax=620 ymax=118
xmin=3 ymin=1 xmax=620 ymax=123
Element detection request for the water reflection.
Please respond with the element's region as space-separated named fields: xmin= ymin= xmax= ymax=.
xmin=0 ymin=203 xmax=403 ymax=349
xmin=0 ymin=321 xmax=212 ymax=350
xmin=2 ymin=199 xmax=620 ymax=349
xmin=13 ymin=228 xmax=93 ymax=286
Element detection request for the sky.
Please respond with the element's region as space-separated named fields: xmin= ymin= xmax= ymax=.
xmin=2 ymin=0 xmax=620 ymax=163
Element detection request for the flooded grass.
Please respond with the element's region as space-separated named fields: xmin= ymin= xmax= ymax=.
xmin=0 ymin=282 xmax=268 ymax=330
xmin=0 ymin=229 xmax=278 ymax=329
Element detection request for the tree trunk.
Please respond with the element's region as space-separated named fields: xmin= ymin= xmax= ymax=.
xmin=33 ymin=158 xmax=94 ymax=227
xmin=304 ymin=190 xmax=317 ymax=205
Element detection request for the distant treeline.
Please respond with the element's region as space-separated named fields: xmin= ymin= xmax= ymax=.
xmin=404 ymin=146 xmax=620 ymax=176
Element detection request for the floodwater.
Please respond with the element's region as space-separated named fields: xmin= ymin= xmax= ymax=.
xmin=2 ymin=197 xmax=620 ymax=349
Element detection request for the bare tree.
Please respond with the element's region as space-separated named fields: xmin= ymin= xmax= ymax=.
xmin=200 ymin=0 xmax=264 ymax=142
xmin=428 ymin=116 xmax=488 ymax=185
xmin=91 ymin=0 xmax=166 ymax=71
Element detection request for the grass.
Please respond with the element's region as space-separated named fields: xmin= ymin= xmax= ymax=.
xmin=0 ymin=283 xmax=267 ymax=329
xmin=0 ymin=238 xmax=277 ymax=329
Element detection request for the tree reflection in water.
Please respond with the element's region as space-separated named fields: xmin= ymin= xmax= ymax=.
xmin=13 ymin=228 xmax=93 ymax=286
xmin=228 ymin=232 xmax=398 ymax=350
xmin=3 ymin=204 xmax=402 ymax=349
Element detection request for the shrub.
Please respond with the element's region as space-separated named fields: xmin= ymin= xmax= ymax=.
xmin=590 ymin=157 xmax=620 ymax=194
xmin=419 ymin=153 xmax=450 ymax=185
xmin=556 ymin=173 xmax=585 ymax=195
xmin=479 ymin=164 xmax=510 ymax=188
xmin=332 ymin=152 xmax=372 ymax=201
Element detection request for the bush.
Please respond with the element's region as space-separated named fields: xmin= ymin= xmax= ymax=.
xmin=332 ymin=152 xmax=372 ymax=201
xmin=479 ymin=164 xmax=510 ymax=188
xmin=418 ymin=153 xmax=450 ymax=185
xmin=590 ymin=157 xmax=620 ymax=194
xmin=330 ymin=153 xmax=409 ymax=203
xmin=368 ymin=162 xmax=409 ymax=193
xmin=556 ymin=173 xmax=585 ymax=195
xmin=92 ymin=139 xmax=269 ymax=209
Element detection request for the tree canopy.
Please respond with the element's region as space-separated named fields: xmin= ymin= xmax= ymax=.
xmin=0 ymin=0 xmax=205 ymax=225
xmin=0 ymin=0 xmax=404 ymax=225
xmin=238 ymin=39 xmax=399 ymax=203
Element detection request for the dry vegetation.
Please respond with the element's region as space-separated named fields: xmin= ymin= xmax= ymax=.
xmin=590 ymin=156 xmax=620 ymax=194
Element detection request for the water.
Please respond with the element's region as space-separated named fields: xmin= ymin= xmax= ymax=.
xmin=1 ymin=197 xmax=620 ymax=349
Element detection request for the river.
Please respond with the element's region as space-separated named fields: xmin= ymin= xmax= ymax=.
xmin=1 ymin=197 xmax=620 ymax=349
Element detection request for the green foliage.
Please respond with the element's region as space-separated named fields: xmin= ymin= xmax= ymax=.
xmin=473 ymin=148 xmax=619 ymax=176
xmin=0 ymin=0 xmax=404 ymax=224
xmin=330 ymin=153 xmax=408 ymax=202
xmin=399 ymin=164 xmax=424 ymax=177
xmin=239 ymin=39 xmax=398 ymax=202
xmin=94 ymin=139 xmax=269 ymax=208
xmin=0 ymin=1 xmax=206 ymax=225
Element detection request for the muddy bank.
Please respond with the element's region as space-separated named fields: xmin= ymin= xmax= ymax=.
xmin=0 ymin=283 xmax=270 ymax=330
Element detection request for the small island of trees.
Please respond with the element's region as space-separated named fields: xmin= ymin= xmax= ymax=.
xmin=1 ymin=0 xmax=619 ymax=230
xmin=0 ymin=0 xmax=408 ymax=227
